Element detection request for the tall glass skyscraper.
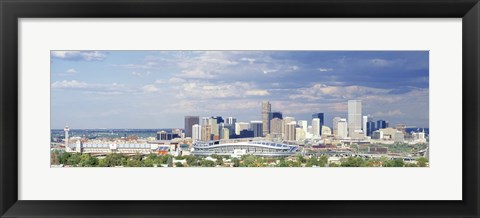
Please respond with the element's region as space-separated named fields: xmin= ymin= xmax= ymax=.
xmin=348 ymin=100 xmax=362 ymax=138
xmin=312 ymin=113 xmax=324 ymax=134
xmin=184 ymin=116 xmax=199 ymax=138
xmin=250 ymin=121 xmax=263 ymax=137
xmin=377 ymin=120 xmax=387 ymax=129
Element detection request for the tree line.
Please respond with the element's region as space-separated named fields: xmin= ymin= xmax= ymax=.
xmin=51 ymin=150 xmax=428 ymax=167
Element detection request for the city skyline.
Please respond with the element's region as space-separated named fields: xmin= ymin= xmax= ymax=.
xmin=51 ymin=50 xmax=429 ymax=129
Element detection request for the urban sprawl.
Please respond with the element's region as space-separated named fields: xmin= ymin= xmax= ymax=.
xmin=51 ymin=100 xmax=429 ymax=167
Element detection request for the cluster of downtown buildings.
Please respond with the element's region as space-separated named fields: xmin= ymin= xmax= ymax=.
xmin=56 ymin=99 xmax=427 ymax=158
xmin=184 ymin=100 xmax=425 ymax=143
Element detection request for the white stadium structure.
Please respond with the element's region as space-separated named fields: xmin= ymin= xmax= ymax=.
xmin=192 ymin=141 xmax=299 ymax=157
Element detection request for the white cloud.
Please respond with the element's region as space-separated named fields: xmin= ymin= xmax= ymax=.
xmin=141 ymin=85 xmax=159 ymax=93
xmin=318 ymin=68 xmax=333 ymax=72
xmin=112 ymin=62 xmax=157 ymax=69
xmin=51 ymin=80 xmax=87 ymax=89
xmin=373 ymin=109 xmax=404 ymax=117
xmin=51 ymin=51 xmax=107 ymax=61
xmin=262 ymin=69 xmax=277 ymax=74
xmin=66 ymin=68 xmax=77 ymax=73
xmin=178 ymin=69 xmax=215 ymax=79
xmin=289 ymin=84 xmax=390 ymax=101
xmin=51 ymin=80 xmax=127 ymax=95
xmin=240 ymin=58 xmax=256 ymax=64
xmin=168 ymin=77 xmax=186 ymax=83
xmin=245 ymin=89 xmax=270 ymax=96
xmin=131 ymin=71 xmax=142 ymax=77
xmin=175 ymin=81 xmax=269 ymax=99
xmin=370 ymin=58 xmax=391 ymax=67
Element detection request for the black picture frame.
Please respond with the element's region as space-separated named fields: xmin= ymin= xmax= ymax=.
xmin=1 ymin=0 xmax=479 ymax=217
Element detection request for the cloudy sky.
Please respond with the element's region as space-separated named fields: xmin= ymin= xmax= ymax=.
xmin=51 ymin=51 xmax=429 ymax=129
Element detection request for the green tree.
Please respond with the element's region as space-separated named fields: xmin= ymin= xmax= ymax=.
xmin=58 ymin=152 xmax=71 ymax=165
xmin=383 ymin=158 xmax=405 ymax=167
xmin=98 ymin=158 xmax=107 ymax=167
xmin=104 ymin=153 xmax=125 ymax=167
xmin=341 ymin=157 xmax=365 ymax=167
xmin=175 ymin=162 xmax=184 ymax=167
xmin=232 ymin=158 xmax=240 ymax=167
xmin=215 ymin=157 xmax=224 ymax=166
xmin=305 ymin=157 xmax=319 ymax=167
xmin=67 ymin=153 xmax=82 ymax=166
xmin=416 ymin=157 xmax=428 ymax=167
xmin=318 ymin=156 xmax=328 ymax=167
xmin=297 ymin=155 xmax=307 ymax=164
xmin=143 ymin=158 xmax=155 ymax=167
xmin=200 ymin=160 xmax=216 ymax=167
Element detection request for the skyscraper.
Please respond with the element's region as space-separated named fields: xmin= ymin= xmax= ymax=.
xmin=209 ymin=117 xmax=219 ymax=137
xmin=270 ymin=112 xmax=283 ymax=120
xmin=348 ymin=100 xmax=362 ymax=139
xmin=192 ymin=124 xmax=202 ymax=142
xmin=226 ymin=117 xmax=237 ymax=125
xmin=235 ymin=122 xmax=250 ymax=135
xmin=261 ymin=101 xmax=271 ymax=136
xmin=295 ymin=127 xmax=306 ymax=141
xmin=337 ymin=118 xmax=348 ymax=139
xmin=201 ymin=125 xmax=212 ymax=141
xmin=377 ymin=120 xmax=387 ymax=129
xmin=184 ymin=116 xmax=199 ymax=138
xmin=270 ymin=118 xmax=283 ymax=136
xmin=221 ymin=128 xmax=230 ymax=140
xmin=285 ymin=122 xmax=296 ymax=141
xmin=250 ymin=121 xmax=263 ymax=137
xmin=333 ymin=117 xmax=341 ymax=136
xmin=312 ymin=118 xmax=320 ymax=137
xmin=366 ymin=121 xmax=376 ymax=136
xmin=282 ymin=117 xmax=295 ymax=138
xmin=298 ymin=120 xmax=308 ymax=134
xmin=312 ymin=113 xmax=324 ymax=134
xmin=363 ymin=115 xmax=368 ymax=137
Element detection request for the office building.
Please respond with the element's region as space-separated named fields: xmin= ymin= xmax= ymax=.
xmin=250 ymin=121 xmax=263 ymax=137
xmin=285 ymin=122 xmax=296 ymax=141
xmin=366 ymin=121 xmax=376 ymax=136
xmin=156 ymin=131 xmax=180 ymax=140
xmin=312 ymin=113 xmax=324 ymax=133
xmin=270 ymin=118 xmax=283 ymax=136
xmin=226 ymin=117 xmax=237 ymax=125
xmin=235 ymin=122 xmax=250 ymax=135
xmin=209 ymin=117 xmax=219 ymax=137
xmin=262 ymin=101 xmax=271 ymax=136
xmin=295 ymin=127 xmax=306 ymax=141
xmin=396 ymin=123 xmax=407 ymax=134
xmin=271 ymin=112 xmax=283 ymax=120
xmin=282 ymin=117 xmax=295 ymax=137
xmin=321 ymin=125 xmax=332 ymax=136
xmin=298 ymin=120 xmax=308 ymax=134
xmin=348 ymin=100 xmax=363 ymax=139
xmin=192 ymin=124 xmax=202 ymax=142
xmin=377 ymin=120 xmax=387 ymax=129
xmin=221 ymin=128 xmax=230 ymax=140
xmin=336 ymin=118 xmax=348 ymax=139
xmin=201 ymin=125 xmax=212 ymax=141
xmin=312 ymin=118 xmax=321 ymax=137
xmin=333 ymin=117 xmax=341 ymax=136
xmin=184 ymin=116 xmax=199 ymax=138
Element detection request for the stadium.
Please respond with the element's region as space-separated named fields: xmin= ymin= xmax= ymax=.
xmin=192 ymin=141 xmax=299 ymax=157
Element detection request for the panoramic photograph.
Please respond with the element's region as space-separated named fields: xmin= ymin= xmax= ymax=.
xmin=50 ymin=50 xmax=429 ymax=167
